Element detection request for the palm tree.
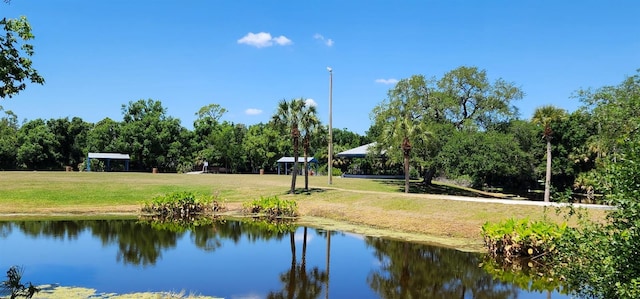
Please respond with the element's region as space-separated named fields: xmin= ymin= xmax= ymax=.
xmin=300 ymin=102 xmax=320 ymax=192
xmin=272 ymin=98 xmax=306 ymax=194
xmin=532 ymin=105 xmax=567 ymax=202
xmin=379 ymin=101 xmax=426 ymax=194
xmin=373 ymin=77 xmax=430 ymax=193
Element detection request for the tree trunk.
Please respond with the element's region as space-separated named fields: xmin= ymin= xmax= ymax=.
xmin=404 ymin=153 xmax=410 ymax=193
xmin=544 ymin=139 xmax=552 ymax=202
xmin=303 ymin=139 xmax=309 ymax=192
xmin=291 ymin=136 xmax=299 ymax=194
xmin=402 ymin=137 xmax=412 ymax=193
xmin=422 ymin=167 xmax=436 ymax=185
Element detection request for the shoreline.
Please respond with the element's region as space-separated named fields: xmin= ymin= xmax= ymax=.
xmin=0 ymin=203 xmax=485 ymax=252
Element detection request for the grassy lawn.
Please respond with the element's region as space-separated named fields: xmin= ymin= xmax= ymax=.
xmin=0 ymin=171 xmax=607 ymax=251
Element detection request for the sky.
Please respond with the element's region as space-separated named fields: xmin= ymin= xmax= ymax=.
xmin=2 ymin=0 xmax=639 ymax=135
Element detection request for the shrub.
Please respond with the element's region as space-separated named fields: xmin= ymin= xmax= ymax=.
xmin=482 ymin=218 xmax=566 ymax=262
xmin=141 ymin=191 xmax=223 ymax=219
xmin=242 ymin=195 xmax=298 ymax=219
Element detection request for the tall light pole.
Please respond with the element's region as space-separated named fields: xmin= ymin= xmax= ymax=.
xmin=327 ymin=67 xmax=333 ymax=185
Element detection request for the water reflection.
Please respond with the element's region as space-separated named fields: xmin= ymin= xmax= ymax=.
xmin=366 ymin=238 xmax=518 ymax=298
xmin=268 ymin=228 xmax=328 ymax=299
xmin=0 ymin=220 xmax=568 ymax=298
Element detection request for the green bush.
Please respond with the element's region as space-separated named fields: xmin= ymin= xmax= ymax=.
xmin=242 ymin=195 xmax=298 ymax=218
xmin=482 ymin=218 xmax=566 ymax=262
xmin=141 ymin=191 xmax=220 ymax=219
xmin=552 ymin=140 xmax=640 ymax=298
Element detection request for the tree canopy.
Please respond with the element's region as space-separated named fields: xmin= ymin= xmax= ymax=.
xmin=1 ymin=16 xmax=44 ymax=98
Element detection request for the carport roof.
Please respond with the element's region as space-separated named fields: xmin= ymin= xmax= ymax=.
xmin=277 ymin=157 xmax=318 ymax=163
xmin=88 ymin=153 xmax=130 ymax=159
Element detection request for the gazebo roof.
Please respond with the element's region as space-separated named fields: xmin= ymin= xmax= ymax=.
xmin=88 ymin=153 xmax=130 ymax=159
xmin=277 ymin=157 xmax=318 ymax=163
xmin=336 ymin=142 xmax=377 ymax=158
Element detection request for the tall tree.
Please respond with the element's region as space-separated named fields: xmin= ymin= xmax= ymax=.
xmin=47 ymin=117 xmax=91 ymax=169
xmin=1 ymin=16 xmax=44 ymax=98
xmin=576 ymin=69 xmax=640 ymax=162
xmin=195 ymin=103 xmax=227 ymax=123
xmin=438 ymin=66 xmax=523 ymax=130
xmin=242 ymin=123 xmax=282 ymax=173
xmin=532 ymin=105 xmax=567 ymax=202
xmin=193 ymin=104 xmax=227 ymax=169
xmin=371 ymin=75 xmax=432 ymax=192
xmin=0 ymin=106 xmax=18 ymax=169
xmin=86 ymin=117 xmax=122 ymax=153
xmin=272 ymin=98 xmax=306 ymax=194
xmin=120 ymin=99 xmax=186 ymax=171
xmin=300 ymin=102 xmax=321 ymax=192
xmin=370 ymin=67 xmax=523 ymax=188
xmin=16 ymin=118 xmax=59 ymax=169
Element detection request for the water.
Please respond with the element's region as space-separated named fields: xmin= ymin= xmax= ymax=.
xmin=0 ymin=219 xmax=570 ymax=298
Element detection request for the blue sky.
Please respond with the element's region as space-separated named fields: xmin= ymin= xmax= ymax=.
xmin=2 ymin=0 xmax=639 ymax=135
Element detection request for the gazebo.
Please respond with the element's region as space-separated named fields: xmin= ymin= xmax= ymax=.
xmin=86 ymin=153 xmax=130 ymax=171
xmin=335 ymin=143 xmax=402 ymax=179
xmin=276 ymin=156 xmax=318 ymax=175
xmin=336 ymin=142 xmax=377 ymax=158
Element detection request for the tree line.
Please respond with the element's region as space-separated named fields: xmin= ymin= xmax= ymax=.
xmin=2 ymin=67 xmax=639 ymax=202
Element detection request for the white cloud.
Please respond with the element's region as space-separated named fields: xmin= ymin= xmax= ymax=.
xmin=305 ymin=98 xmax=317 ymax=107
xmin=237 ymin=32 xmax=292 ymax=48
xmin=273 ymin=35 xmax=292 ymax=46
xmin=313 ymin=33 xmax=334 ymax=47
xmin=325 ymin=38 xmax=334 ymax=47
xmin=245 ymin=108 xmax=263 ymax=115
xmin=375 ymin=78 xmax=399 ymax=85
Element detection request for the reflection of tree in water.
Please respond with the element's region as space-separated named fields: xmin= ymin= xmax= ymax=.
xmin=91 ymin=220 xmax=181 ymax=266
xmin=0 ymin=221 xmax=13 ymax=238
xmin=6 ymin=220 xmax=180 ymax=266
xmin=5 ymin=219 xmax=297 ymax=267
xmin=12 ymin=220 xmax=86 ymax=240
xmin=366 ymin=237 xmax=518 ymax=299
xmin=267 ymin=227 xmax=327 ymax=299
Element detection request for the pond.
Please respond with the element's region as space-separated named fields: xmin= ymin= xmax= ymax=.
xmin=0 ymin=219 xmax=569 ymax=298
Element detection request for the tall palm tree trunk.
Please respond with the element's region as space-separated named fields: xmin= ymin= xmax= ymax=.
xmin=404 ymin=154 xmax=410 ymax=193
xmin=544 ymin=139 xmax=552 ymax=202
xmin=402 ymin=137 xmax=411 ymax=193
xmin=303 ymin=138 xmax=310 ymax=192
xmin=291 ymin=135 xmax=299 ymax=194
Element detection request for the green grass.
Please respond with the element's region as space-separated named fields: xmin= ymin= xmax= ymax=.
xmin=0 ymin=171 xmax=395 ymax=209
xmin=0 ymin=171 xmax=608 ymax=249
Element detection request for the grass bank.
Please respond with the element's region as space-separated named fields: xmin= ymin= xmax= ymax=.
xmin=0 ymin=171 xmax=606 ymax=251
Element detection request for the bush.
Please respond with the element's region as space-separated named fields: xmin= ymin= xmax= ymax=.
xmin=141 ymin=191 xmax=223 ymax=219
xmin=552 ymin=140 xmax=640 ymax=298
xmin=242 ymin=195 xmax=298 ymax=219
xmin=482 ymin=218 xmax=566 ymax=262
